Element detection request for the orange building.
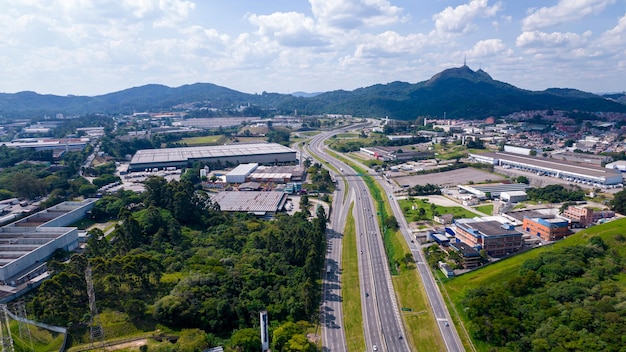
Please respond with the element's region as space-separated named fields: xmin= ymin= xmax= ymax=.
xmin=562 ymin=206 xmax=593 ymax=227
xmin=523 ymin=217 xmax=569 ymax=241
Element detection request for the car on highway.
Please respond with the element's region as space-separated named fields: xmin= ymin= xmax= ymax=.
xmin=373 ymin=345 xmax=378 ymax=351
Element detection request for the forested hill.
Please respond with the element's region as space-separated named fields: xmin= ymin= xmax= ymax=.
xmin=1 ymin=66 xmax=624 ymax=118
xmin=277 ymin=66 xmax=626 ymax=119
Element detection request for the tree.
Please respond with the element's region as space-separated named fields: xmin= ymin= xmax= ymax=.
xmin=273 ymin=322 xmax=301 ymax=351
xmin=610 ymin=190 xmax=626 ymax=214
xmin=516 ymin=176 xmax=529 ymax=184
xmin=79 ymin=184 xmax=98 ymax=197
xmin=231 ymin=328 xmax=260 ymax=352
xmin=283 ymin=334 xmax=316 ymax=352
xmin=123 ymin=299 xmax=146 ymax=321
xmin=384 ymin=215 xmax=399 ymax=230
xmin=176 ymin=329 xmax=210 ymax=352
xmin=300 ymin=195 xmax=309 ymax=215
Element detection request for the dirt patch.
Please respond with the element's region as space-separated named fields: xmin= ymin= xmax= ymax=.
xmin=307 ymin=333 xmax=320 ymax=344
xmin=394 ymin=168 xmax=505 ymax=187
xmin=104 ymin=339 xmax=148 ymax=351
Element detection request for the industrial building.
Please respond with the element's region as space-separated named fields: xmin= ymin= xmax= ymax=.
xmin=225 ymin=163 xmax=259 ymax=183
xmin=470 ymin=152 xmax=623 ymax=186
xmin=562 ymin=206 xmax=594 ymax=228
xmin=500 ymin=190 xmax=527 ymax=203
xmin=453 ymin=218 xmax=524 ymax=257
xmin=0 ymin=199 xmax=97 ymax=288
xmin=523 ymin=217 xmax=569 ymax=242
xmin=605 ymin=160 xmax=626 ymax=172
xmin=448 ymin=242 xmax=482 ymax=269
xmin=129 ymin=143 xmax=297 ymax=172
xmin=211 ymin=191 xmax=288 ymax=217
xmin=562 ymin=205 xmax=616 ymax=228
xmin=360 ymin=146 xmax=434 ymax=162
xmin=248 ymin=165 xmax=307 ymax=183
xmin=1 ymin=138 xmax=90 ymax=153
xmin=458 ymin=183 xmax=530 ymax=199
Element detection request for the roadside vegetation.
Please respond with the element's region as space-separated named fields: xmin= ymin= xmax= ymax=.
xmin=342 ymin=203 xmax=366 ymax=351
xmin=443 ymin=218 xmax=626 ymax=351
xmin=399 ymin=198 xmax=479 ymax=222
xmin=23 ymin=177 xmax=328 ymax=351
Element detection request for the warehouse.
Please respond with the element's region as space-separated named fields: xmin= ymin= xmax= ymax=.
xmin=470 ymin=152 xmax=623 ymax=186
xmin=0 ymin=199 xmax=97 ymax=287
xmin=458 ymin=183 xmax=530 ymax=199
xmin=211 ymin=191 xmax=288 ymax=217
xmin=225 ymin=163 xmax=259 ymax=183
xmin=500 ymin=190 xmax=527 ymax=203
xmin=129 ymin=143 xmax=297 ymax=172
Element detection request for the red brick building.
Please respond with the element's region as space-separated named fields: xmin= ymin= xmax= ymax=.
xmin=523 ymin=217 xmax=569 ymax=241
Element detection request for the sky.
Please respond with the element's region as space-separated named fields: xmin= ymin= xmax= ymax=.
xmin=0 ymin=0 xmax=625 ymax=96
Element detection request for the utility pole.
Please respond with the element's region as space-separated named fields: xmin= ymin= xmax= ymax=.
xmin=0 ymin=305 xmax=14 ymax=352
xmin=85 ymin=266 xmax=104 ymax=347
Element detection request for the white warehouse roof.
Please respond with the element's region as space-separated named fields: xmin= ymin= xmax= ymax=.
xmin=129 ymin=143 xmax=296 ymax=171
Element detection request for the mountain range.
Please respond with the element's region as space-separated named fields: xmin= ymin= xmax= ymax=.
xmin=1 ymin=66 xmax=625 ymax=120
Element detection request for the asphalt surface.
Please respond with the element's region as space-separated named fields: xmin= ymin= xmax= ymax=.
xmin=307 ymin=128 xmax=410 ymax=352
xmin=350 ymin=161 xmax=466 ymax=352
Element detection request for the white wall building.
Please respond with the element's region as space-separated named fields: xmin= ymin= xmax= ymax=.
xmin=225 ymin=163 xmax=259 ymax=183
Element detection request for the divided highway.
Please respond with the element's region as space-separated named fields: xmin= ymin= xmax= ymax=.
xmin=307 ymin=128 xmax=408 ymax=352
xmin=306 ymin=125 xmax=465 ymax=352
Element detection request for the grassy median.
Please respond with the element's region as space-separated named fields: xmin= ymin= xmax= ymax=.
xmin=342 ymin=203 xmax=366 ymax=351
xmin=336 ymin=158 xmax=446 ymax=351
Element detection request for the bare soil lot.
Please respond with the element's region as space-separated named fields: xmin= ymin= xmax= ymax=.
xmin=393 ymin=167 xmax=506 ymax=187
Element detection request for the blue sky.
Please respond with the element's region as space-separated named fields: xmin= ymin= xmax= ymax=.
xmin=0 ymin=0 xmax=624 ymax=96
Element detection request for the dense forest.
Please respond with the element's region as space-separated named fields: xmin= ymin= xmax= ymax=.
xmin=463 ymin=236 xmax=626 ymax=351
xmin=0 ymin=146 xmax=94 ymax=206
xmin=27 ymin=177 xmax=327 ymax=351
xmin=525 ymin=184 xmax=585 ymax=203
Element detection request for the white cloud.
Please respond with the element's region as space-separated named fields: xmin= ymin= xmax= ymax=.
xmin=516 ymin=30 xmax=590 ymax=48
xmin=247 ymin=12 xmax=329 ymax=47
xmin=352 ymin=31 xmax=429 ymax=59
xmin=597 ymin=12 xmax=626 ymax=47
xmin=433 ymin=0 xmax=501 ymax=34
xmin=309 ymin=0 xmax=405 ymax=29
xmin=522 ymin=0 xmax=615 ymax=31
xmin=467 ymin=39 xmax=511 ymax=58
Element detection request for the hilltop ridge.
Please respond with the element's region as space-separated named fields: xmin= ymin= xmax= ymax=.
xmin=0 ymin=66 xmax=624 ymax=119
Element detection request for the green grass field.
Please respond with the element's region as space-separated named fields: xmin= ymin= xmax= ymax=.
xmin=342 ymin=203 xmax=366 ymax=351
xmin=474 ymin=204 xmax=493 ymax=215
xmin=335 ymin=133 xmax=360 ymax=139
xmin=177 ymin=135 xmax=227 ymax=146
xmin=11 ymin=320 xmax=65 ymax=352
xmin=399 ymin=198 xmax=479 ymax=221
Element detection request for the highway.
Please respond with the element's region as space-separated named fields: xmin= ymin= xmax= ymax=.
xmin=339 ymin=147 xmax=465 ymax=352
xmin=307 ymin=128 xmax=410 ymax=352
